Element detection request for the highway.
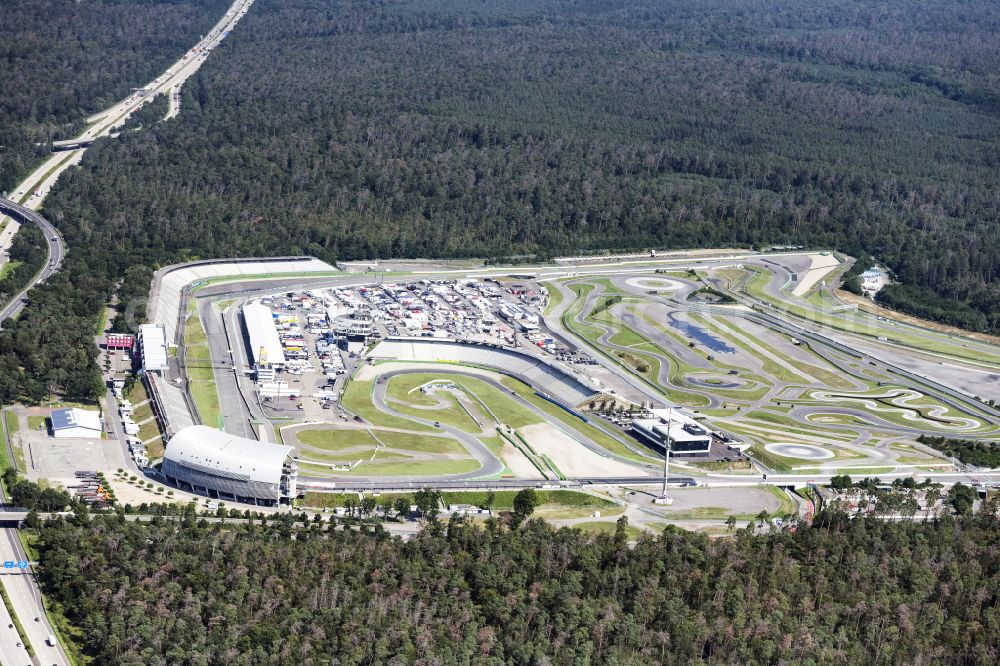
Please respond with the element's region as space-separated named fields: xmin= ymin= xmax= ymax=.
xmin=0 ymin=530 xmax=69 ymax=666
xmin=0 ymin=592 xmax=30 ymax=666
xmin=0 ymin=0 xmax=258 ymax=661
xmin=0 ymin=198 xmax=64 ymax=325
xmin=0 ymin=0 xmax=256 ymax=326
xmin=0 ymin=461 xmax=68 ymax=666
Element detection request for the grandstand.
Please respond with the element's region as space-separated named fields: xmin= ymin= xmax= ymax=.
xmin=146 ymin=373 xmax=196 ymax=436
xmin=149 ymin=257 xmax=336 ymax=343
xmin=370 ymin=338 xmax=600 ymax=407
xmin=163 ymin=426 xmax=298 ymax=505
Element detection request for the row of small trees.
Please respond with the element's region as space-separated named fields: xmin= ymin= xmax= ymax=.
xmin=827 ymin=474 xmax=980 ymax=516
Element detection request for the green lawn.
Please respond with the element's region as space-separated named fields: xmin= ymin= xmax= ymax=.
xmin=837 ymin=466 xmax=894 ymax=475
xmin=593 ymin=309 xmax=650 ymax=348
xmin=476 ymin=435 xmax=515 ymax=478
xmin=191 ymin=270 xmax=347 ymax=291
xmin=742 ymin=265 xmax=1000 ymax=365
xmin=572 ymin=521 xmax=645 ymax=540
xmin=188 ymin=374 xmax=222 ymax=429
xmin=184 ymin=300 xmax=207 ymax=344
xmin=0 ymin=413 xmax=14 ymax=475
xmin=341 ymin=379 xmax=436 ymax=432
xmin=132 ymin=403 xmax=154 ymax=424
xmin=542 ymin=280 xmax=565 ymax=315
xmin=27 ymin=416 xmax=47 ymax=430
xmin=138 ymin=420 xmax=161 ymax=443
xmin=298 ymin=427 xmax=467 ymax=458
xmin=764 ymin=485 xmax=798 ymax=516
xmin=127 ymin=381 xmax=149 ymax=405
xmin=740 ymin=410 xmax=859 ymax=442
xmin=795 ymin=389 xmax=989 ymax=433
xmin=2 ymin=412 xmax=25 ymax=471
xmin=745 ymin=443 xmax=794 ymax=472
xmin=561 ymin=283 xmax=606 ymax=344
xmin=613 ymin=346 xmax=662 ymax=384
xmin=385 ymin=373 xmax=542 ymax=430
xmin=0 ymin=259 xmax=23 ymax=281
xmin=95 ymin=304 xmax=111 ymax=336
xmin=385 ymin=383 xmax=480 ymax=433
xmin=451 ymin=376 xmax=541 ymax=428
xmin=346 ymin=458 xmax=481 ymax=476
xmin=183 ymin=306 xmax=222 ymax=428
xmin=297 ymin=428 xmax=382 ymax=451
xmin=146 ymin=440 xmax=165 ymax=460
xmin=656 ymin=507 xmax=752 ymax=520
xmin=375 ymin=430 xmax=466 ymax=455
xmin=4 ymin=412 xmax=19 ymax=435
xmin=384 ymin=374 xmax=444 ymax=405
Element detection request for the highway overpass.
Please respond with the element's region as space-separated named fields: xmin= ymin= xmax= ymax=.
xmin=51 ymin=137 xmax=97 ymax=150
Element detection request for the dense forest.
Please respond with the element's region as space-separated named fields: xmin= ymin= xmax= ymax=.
xmin=0 ymin=0 xmax=227 ymax=402
xmin=0 ymin=0 xmax=230 ymax=194
xmin=3 ymin=0 xmax=1000 ymax=402
xmin=35 ymin=509 xmax=1000 ymax=664
xmin=43 ymin=0 xmax=1000 ymax=322
xmin=0 ymin=223 xmax=46 ymax=307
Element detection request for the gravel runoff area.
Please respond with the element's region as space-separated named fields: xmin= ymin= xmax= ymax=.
xmin=764 ymin=442 xmax=836 ymax=460
xmin=624 ymin=277 xmax=685 ymax=292
xmin=519 ymin=423 xmax=643 ymax=477
xmin=791 ymin=253 xmax=841 ymax=297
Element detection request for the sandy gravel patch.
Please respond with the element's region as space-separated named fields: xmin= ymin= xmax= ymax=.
xmin=625 ymin=277 xmax=684 ymax=292
xmin=792 ymin=253 xmax=840 ymax=297
xmin=498 ymin=437 xmax=545 ymax=479
xmin=519 ymin=423 xmax=643 ymax=477
xmin=765 ymin=442 xmax=835 ymax=460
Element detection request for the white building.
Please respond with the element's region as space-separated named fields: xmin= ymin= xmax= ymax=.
xmin=242 ymin=301 xmax=286 ymax=369
xmin=630 ymin=408 xmax=712 ymax=456
xmin=162 ymin=425 xmax=298 ymax=505
xmin=139 ymin=323 xmax=169 ymax=372
xmin=330 ymin=309 xmax=373 ymax=337
xmin=50 ymin=408 xmax=103 ymax=438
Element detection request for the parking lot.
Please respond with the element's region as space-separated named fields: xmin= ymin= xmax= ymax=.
xmin=245 ymin=278 xmax=605 ymax=422
xmin=22 ymin=434 xmax=126 ymax=488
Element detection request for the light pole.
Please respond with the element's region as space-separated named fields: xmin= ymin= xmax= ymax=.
xmin=654 ymin=407 xmax=674 ymax=505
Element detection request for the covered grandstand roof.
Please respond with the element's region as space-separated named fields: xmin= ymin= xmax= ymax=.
xmin=150 ymin=257 xmax=335 ymax=343
xmin=242 ymin=301 xmax=285 ymax=367
xmin=140 ymin=323 xmax=169 ymax=371
xmin=164 ymin=426 xmax=293 ymax=485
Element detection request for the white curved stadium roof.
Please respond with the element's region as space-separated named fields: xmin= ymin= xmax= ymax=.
xmin=165 ymin=426 xmax=292 ymax=485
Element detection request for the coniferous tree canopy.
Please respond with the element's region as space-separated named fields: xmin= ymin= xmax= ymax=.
xmin=2 ymin=0 xmax=998 ymax=403
xmin=42 ymin=0 xmax=1000 ymax=327
xmin=35 ymin=511 xmax=1000 ymax=664
xmin=0 ymin=0 xmax=231 ymax=194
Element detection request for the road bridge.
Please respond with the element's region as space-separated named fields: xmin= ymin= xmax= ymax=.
xmin=51 ymin=137 xmax=97 ymax=150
